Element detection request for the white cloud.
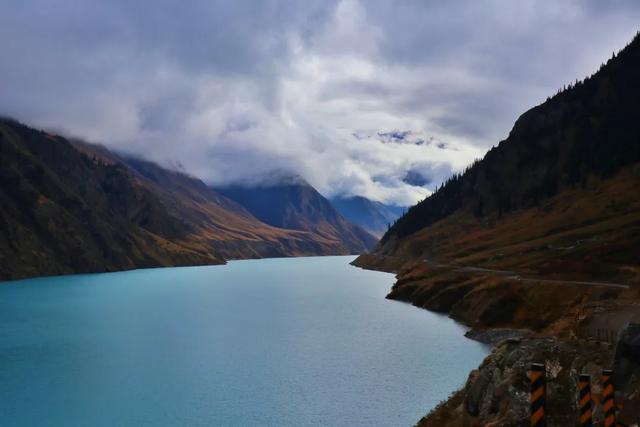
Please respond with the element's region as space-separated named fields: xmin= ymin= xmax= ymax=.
xmin=1 ymin=0 xmax=639 ymax=206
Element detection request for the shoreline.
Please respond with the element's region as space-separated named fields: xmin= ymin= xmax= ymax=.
xmin=1 ymin=252 xmax=368 ymax=284
xmin=352 ymin=253 xmax=639 ymax=425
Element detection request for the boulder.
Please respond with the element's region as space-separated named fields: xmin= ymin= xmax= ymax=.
xmin=613 ymin=322 xmax=640 ymax=392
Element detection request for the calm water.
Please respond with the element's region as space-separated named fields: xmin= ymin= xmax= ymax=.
xmin=0 ymin=256 xmax=488 ymax=427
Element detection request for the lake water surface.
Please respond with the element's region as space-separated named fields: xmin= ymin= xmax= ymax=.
xmin=0 ymin=256 xmax=488 ymax=426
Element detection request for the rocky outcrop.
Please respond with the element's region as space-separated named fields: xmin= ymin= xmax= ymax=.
xmin=613 ymin=323 xmax=640 ymax=421
xmin=419 ymin=337 xmax=612 ymax=426
xmin=613 ymin=322 xmax=640 ymax=390
xmin=464 ymin=328 xmax=531 ymax=346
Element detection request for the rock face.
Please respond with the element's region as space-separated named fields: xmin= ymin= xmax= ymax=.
xmin=464 ymin=328 xmax=531 ymax=346
xmin=613 ymin=323 xmax=640 ymax=421
xmin=614 ymin=322 xmax=640 ymax=390
xmin=419 ymin=337 xmax=611 ymax=426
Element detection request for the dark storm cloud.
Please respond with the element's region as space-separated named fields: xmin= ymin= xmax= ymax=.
xmin=1 ymin=0 xmax=639 ymax=205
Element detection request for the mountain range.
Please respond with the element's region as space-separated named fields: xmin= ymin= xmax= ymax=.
xmin=218 ymin=180 xmax=377 ymax=253
xmin=330 ymin=196 xmax=405 ymax=238
xmin=0 ymin=119 xmax=377 ymax=280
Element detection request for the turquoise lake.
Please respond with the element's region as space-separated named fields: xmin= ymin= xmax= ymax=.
xmin=0 ymin=256 xmax=488 ymax=426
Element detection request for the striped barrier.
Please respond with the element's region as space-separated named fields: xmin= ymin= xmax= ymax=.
xmin=530 ymin=363 xmax=546 ymax=427
xmin=527 ymin=364 xmax=628 ymax=426
xmin=578 ymin=374 xmax=593 ymax=427
xmin=601 ymin=369 xmax=616 ymax=427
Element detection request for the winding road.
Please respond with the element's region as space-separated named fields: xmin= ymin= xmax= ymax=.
xmin=420 ymin=258 xmax=631 ymax=289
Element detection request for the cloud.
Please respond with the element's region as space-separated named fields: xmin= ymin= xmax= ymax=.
xmin=1 ymin=0 xmax=639 ymax=206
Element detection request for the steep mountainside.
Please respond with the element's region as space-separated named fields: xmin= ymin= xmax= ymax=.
xmin=219 ymin=180 xmax=378 ymax=253
xmin=0 ymin=119 xmax=220 ymax=279
xmin=362 ymin=33 xmax=640 ymax=282
xmin=354 ymin=33 xmax=640 ymax=426
xmin=330 ymin=196 xmax=404 ymax=237
xmin=0 ymin=119 xmax=369 ymax=280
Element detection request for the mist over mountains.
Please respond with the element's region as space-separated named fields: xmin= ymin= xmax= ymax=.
xmin=0 ymin=118 xmax=377 ymax=280
xmin=3 ymin=1 xmax=639 ymax=207
xmin=330 ymin=196 xmax=405 ymax=238
xmin=363 ymin=31 xmax=640 ymax=286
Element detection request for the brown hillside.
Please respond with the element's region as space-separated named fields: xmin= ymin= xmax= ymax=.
xmin=0 ymin=119 xmax=373 ymax=280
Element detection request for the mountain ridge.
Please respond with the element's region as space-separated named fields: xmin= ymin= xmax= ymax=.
xmin=0 ymin=118 xmax=377 ymax=280
xmin=354 ymin=31 xmax=640 ymax=427
xmin=218 ymin=181 xmax=378 ymax=253
xmin=370 ymin=32 xmax=640 ymax=267
xmin=330 ymin=195 xmax=404 ymax=238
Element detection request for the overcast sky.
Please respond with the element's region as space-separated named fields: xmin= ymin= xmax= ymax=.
xmin=1 ymin=1 xmax=639 ymax=205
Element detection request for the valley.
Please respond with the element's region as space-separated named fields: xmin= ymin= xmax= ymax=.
xmin=0 ymin=119 xmax=377 ymax=281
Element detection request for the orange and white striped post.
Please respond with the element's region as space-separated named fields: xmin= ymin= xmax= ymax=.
xmin=530 ymin=363 xmax=546 ymax=427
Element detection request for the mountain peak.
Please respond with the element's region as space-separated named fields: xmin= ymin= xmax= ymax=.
xmin=218 ymin=181 xmax=377 ymax=251
xmin=226 ymin=170 xmax=310 ymax=189
xmin=330 ymin=195 xmax=405 ymax=238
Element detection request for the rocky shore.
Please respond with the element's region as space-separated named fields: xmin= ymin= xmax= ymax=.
xmin=352 ymin=254 xmax=640 ymax=426
xmin=463 ymin=328 xmax=531 ymax=346
xmin=418 ymin=337 xmax=613 ymax=426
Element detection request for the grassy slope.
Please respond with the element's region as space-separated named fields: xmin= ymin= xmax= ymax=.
xmin=380 ymin=165 xmax=640 ymax=283
xmin=357 ymin=165 xmax=640 ymax=330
